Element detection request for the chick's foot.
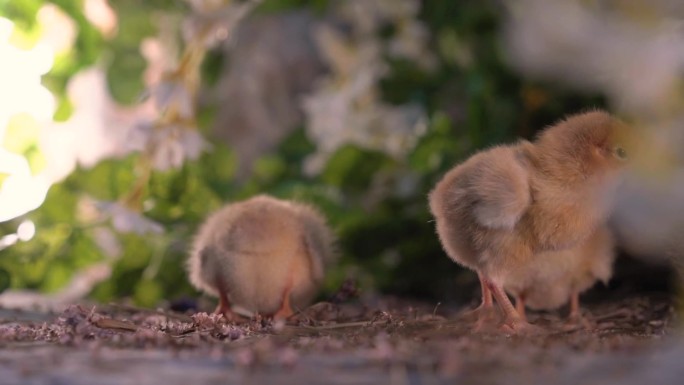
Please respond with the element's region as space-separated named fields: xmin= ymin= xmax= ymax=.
xmin=462 ymin=304 xmax=501 ymax=333
xmin=272 ymin=286 xmax=295 ymax=320
xmin=214 ymin=291 xmax=241 ymax=323
xmin=501 ymin=317 xmax=547 ymax=336
xmin=214 ymin=304 xmax=240 ymax=323
xmin=563 ymin=312 xmax=595 ymax=331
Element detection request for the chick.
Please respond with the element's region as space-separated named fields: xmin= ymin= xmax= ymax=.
xmin=504 ymin=224 xmax=616 ymax=323
xmin=187 ymin=195 xmax=336 ymax=321
xmin=429 ymin=110 xmax=627 ymax=334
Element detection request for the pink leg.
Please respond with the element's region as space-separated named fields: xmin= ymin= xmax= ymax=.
xmin=479 ymin=272 xmax=493 ymax=308
xmin=515 ymin=294 xmax=527 ymax=322
xmin=565 ymin=292 xmax=593 ymax=330
xmin=569 ymin=292 xmax=581 ymax=319
xmin=272 ymin=266 xmax=295 ymax=320
xmin=466 ymin=273 xmax=500 ymax=332
xmin=213 ymin=277 xmax=239 ymax=322
xmin=272 ymin=287 xmax=294 ymax=320
xmin=486 ymin=279 xmax=544 ymax=335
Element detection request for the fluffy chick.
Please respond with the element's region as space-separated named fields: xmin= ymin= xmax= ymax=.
xmin=429 ymin=110 xmax=627 ymax=333
xmin=187 ymin=195 xmax=336 ymax=321
xmin=504 ymin=224 xmax=616 ymax=322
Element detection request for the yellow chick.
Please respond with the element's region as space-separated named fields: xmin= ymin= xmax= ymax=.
xmin=187 ymin=195 xmax=336 ymax=321
xmin=429 ymin=110 xmax=627 ymax=334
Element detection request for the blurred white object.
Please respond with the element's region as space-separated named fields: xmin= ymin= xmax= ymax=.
xmin=0 ymin=150 xmax=50 ymax=222
xmin=84 ymin=0 xmax=117 ymax=38
xmin=503 ymin=0 xmax=684 ymax=262
xmin=0 ymin=263 xmax=112 ymax=311
xmin=94 ymin=200 xmax=164 ymax=235
xmin=503 ymin=0 xmax=684 ymax=114
xmin=611 ymin=171 xmax=684 ymax=261
xmin=128 ymin=120 xmax=208 ymax=171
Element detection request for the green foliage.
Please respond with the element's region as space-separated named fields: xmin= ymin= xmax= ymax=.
xmin=104 ymin=1 xmax=162 ymax=104
xmin=0 ymin=0 xmax=43 ymax=30
xmin=0 ymin=268 xmax=11 ymax=294
xmin=259 ymin=0 xmax=330 ymax=14
xmin=321 ymin=146 xmax=394 ymax=193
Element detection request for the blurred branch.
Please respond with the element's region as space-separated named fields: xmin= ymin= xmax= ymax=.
xmin=0 ymin=263 xmax=111 ymax=311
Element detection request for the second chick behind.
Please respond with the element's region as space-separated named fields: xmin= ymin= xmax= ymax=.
xmin=187 ymin=195 xmax=336 ymax=320
xmin=504 ymin=225 xmax=616 ymax=322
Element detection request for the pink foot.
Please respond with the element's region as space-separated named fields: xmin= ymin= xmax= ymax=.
xmin=500 ymin=317 xmax=547 ymax=336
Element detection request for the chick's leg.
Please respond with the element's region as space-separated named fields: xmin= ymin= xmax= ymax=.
xmin=569 ymin=292 xmax=581 ymax=319
xmin=566 ymin=292 xmax=593 ymax=330
xmin=273 ymin=285 xmax=294 ymax=320
xmin=462 ymin=273 xmax=493 ymax=314
xmin=213 ymin=277 xmax=239 ymax=322
xmin=486 ymin=280 xmax=543 ymax=335
xmin=515 ymin=295 xmax=527 ymax=322
xmin=479 ymin=272 xmax=494 ymax=308
xmin=468 ymin=273 xmax=500 ymax=331
xmin=273 ymin=265 xmax=295 ymax=320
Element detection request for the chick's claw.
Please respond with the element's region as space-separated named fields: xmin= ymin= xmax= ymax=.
xmin=564 ymin=312 xmax=595 ymax=331
xmin=272 ymin=291 xmax=295 ymax=321
xmin=212 ymin=286 xmax=241 ymax=323
xmin=501 ymin=318 xmax=547 ymax=336
xmin=470 ymin=306 xmax=501 ymax=333
xmin=214 ymin=307 xmax=240 ymax=323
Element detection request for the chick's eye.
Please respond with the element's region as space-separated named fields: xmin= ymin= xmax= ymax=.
xmin=613 ymin=146 xmax=627 ymax=160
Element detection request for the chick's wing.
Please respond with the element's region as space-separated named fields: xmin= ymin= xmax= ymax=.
xmin=470 ymin=146 xmax=531 ymax=230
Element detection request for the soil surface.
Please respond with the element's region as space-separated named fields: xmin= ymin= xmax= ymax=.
xmin=0 ymin=286 xmax=678 ymax=385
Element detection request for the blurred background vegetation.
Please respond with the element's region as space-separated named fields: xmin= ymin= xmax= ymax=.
xmin=2 ymin=0 xmax=680 ymax=310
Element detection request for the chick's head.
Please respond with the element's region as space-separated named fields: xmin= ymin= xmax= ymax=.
xmin=533 ymin=110 xmax=629 ymax=181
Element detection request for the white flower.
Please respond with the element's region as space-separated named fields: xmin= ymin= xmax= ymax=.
xmin=388 ymin=21 xmax=437 ymax=70
xmin=0 ymin=149 xmax=50 ymax=222
xmin=151 ymin=123 xmax=208 ymax=171
xmin=84 ymin=0 xmax=118 ymax=38
xmin=37 ymin=4 xmax=77 ymax=54
xmin=0 ymin=18 xmax=55 ymax=128
xmin=127 ymin=121 xmax=208 ymax=171
xmin=301 ymin=0 xmax=430 ymax=174
xmin=303 ymin=84 xmax=426 ymax=174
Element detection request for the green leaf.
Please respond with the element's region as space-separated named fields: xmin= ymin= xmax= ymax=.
xmin=408 ymin=111 xmax=465 ymax=172
xmin=134 ymin=278 xmax=163 ymax=307
xmin=106 ymin=50 xmax=147 ymax=104
xmin=118 ymin=233 xmax=152 ymax=270
xmin=253 ymin=155 xmax=288 ymax=183
xmin=40 ymin=262 xmax=72 ymax=293
xmin=67 ymin=156 xmax=138 ymax=201
xmin=0 ymin=0 xmax=43 ymax=30
xmin=321 ymin=145 xmax=393 ymax=193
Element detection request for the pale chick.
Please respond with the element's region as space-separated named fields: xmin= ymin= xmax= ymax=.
xmin=429 ymin=110 xmax=627 ymax=334
xmin=187 ymin=195 xmax=336 ymax=321
xmin=504 ymin=224 xmax=616 ymax=322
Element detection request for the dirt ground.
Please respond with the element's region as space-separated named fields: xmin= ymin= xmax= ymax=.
xmin=0 ymin=282 xmax=679 ymax=385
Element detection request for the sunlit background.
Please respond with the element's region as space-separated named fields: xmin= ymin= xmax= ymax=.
xmin=0 ymin=0 xmax=682 ymax=310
